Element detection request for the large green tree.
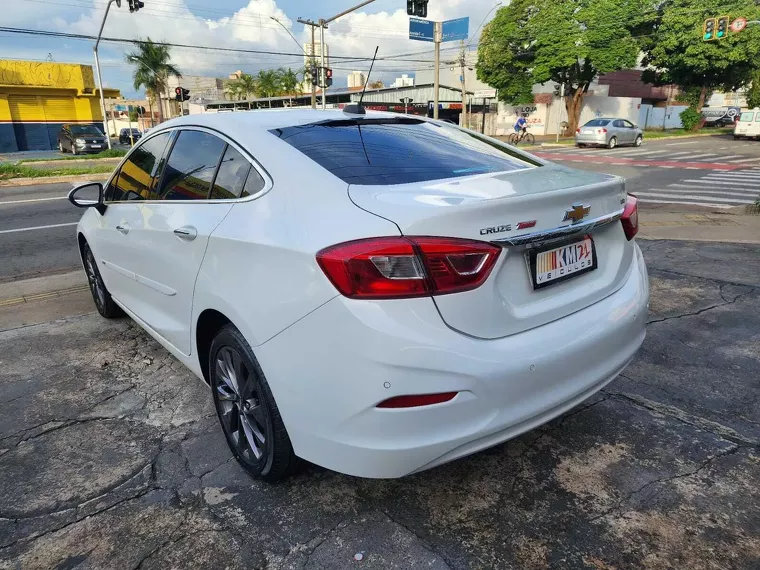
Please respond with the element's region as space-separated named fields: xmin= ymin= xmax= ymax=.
xmin=125 ymin=38 xmax=181 ymax=123
xmin=641 ymin=0 xmax=760 ymax=112
xmin=477 ymin=0 xmax=651 ymax=133
xmin=225 ymin=73 xmax=258 ymax=101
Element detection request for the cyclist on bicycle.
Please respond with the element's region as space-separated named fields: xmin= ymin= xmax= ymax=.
xmin=514 ymin=114 xmax=528 ymax=138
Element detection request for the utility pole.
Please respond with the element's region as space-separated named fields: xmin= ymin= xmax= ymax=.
xmin=555 ymin=83 xmax=565 ymax=143
xmin=434 ymin=21 xmax=441 ymax=119
xmin=94 ymin=0 xmax=118 ymax=149
xmin=310 ymin=26 xmax=317 ymax=109
xmin=459 ymin=40 xmax=467 ymax=127
xmin=305 ymin=0 xmax=378 ymax=111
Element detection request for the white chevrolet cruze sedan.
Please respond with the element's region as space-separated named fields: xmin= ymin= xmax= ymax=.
xmin=69 ymin=109 xmax=649 ymax=482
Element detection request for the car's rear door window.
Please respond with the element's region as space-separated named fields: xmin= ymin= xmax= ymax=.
xmin=269 ymin=118 xmax=541 ymax=186
xmin=210 ymin=145 xmax=251 ymax=200
xmin=740 ymin=112 xmax=755 ymax=122
xmin=158 ymin=130 xmax=226 ymax=200
xmin=108 ymin=132 xmax=171 ymax=201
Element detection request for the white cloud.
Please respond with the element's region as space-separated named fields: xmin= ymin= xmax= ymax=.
xmin=15 ymin=0 xmax=503 ymax=90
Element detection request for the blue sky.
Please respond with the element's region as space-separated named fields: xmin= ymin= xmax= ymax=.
xmin=3 ymin=0 xmax=499 ymax=98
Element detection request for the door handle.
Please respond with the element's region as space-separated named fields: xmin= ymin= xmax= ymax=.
xmin=173 ymin=226 xmax=197 ymax=241
xmin=115 ymin=224 xmax=129 ymax=235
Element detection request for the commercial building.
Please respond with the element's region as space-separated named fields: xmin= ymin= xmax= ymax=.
xmin=301 ymin=42 xmax=329 ymax=93
xmin=347 ymin=71 xmax=366 ymax=88
xmin=391 ymin=74 xmax=414 ymax=88
xmin=0 ymin=59 xmax=120 ymax=152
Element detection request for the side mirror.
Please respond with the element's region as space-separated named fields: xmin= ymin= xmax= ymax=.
xmin=68 ymin=182 xmax=107 ymax=215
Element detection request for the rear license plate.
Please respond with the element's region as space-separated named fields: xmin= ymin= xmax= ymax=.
xmin=529 ymin=236 xmax=597 ymax=290
xmin=582 ymin=129 xmax=592 ymax=134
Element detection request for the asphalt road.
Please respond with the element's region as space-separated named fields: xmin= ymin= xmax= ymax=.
xmin=1 ymin=240 xmax=758 ymax=569
xmin=0 ymin=181 xmax=105 ymax=282
xmin=1 ymin=133 xmax=758 ymax=283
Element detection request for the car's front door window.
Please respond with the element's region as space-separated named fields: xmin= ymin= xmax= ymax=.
xmin=157 ymin=130 xmax=226 ymax=200
xmin=108 ymin=132 xmax=171 ymax=202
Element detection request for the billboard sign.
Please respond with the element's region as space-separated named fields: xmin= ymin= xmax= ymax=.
xmin=442 ymin=17 xmax=469 ymax=42
xmin=409 ymin=18 xmax=435 ymax=42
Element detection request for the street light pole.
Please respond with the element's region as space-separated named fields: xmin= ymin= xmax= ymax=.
xmin=94 ymin=0 xmax=118 ymax=149
xmin=272 ymin=16 xmax=315 ymax=110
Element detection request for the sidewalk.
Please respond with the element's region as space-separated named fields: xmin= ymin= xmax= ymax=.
xmin=639 ymin=208 xmax=760 ymax=244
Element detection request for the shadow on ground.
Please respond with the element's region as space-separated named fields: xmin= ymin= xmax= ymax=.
xmin=1 ymin=240 xmax=759 ymax=570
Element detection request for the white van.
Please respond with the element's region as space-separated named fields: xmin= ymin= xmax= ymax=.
xmin=734 ymin=109 xmax=760 ymax=140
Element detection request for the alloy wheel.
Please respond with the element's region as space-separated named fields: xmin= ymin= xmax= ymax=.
xmin=214 ymin=346 xmax=271 ymax=467
xmin=84 ymin=248 xmax=106 ymax=313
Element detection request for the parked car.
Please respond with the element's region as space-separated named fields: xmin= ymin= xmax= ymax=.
xmin=68 ymin=110 xmax=648 ymax=482
xmin=734 ymin=109 xmax=760 ymax=140
xmin=575 ymin=118 xmax=643 ymax=149
xmin=119 ymin=128 xmax=142 ymax=145
xmin=57 ymin=124 xmax=109 ymax=155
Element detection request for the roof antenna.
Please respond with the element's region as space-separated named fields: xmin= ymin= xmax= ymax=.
xmin=343 ymin=46 xmax=378 ymax=116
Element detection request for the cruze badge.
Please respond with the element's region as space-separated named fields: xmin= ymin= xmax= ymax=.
xmin=563 ymin=203 xmax=591 ymax=224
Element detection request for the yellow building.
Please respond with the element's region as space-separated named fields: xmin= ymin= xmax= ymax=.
xmin=0 ymin=60 xmax=120 ymax=152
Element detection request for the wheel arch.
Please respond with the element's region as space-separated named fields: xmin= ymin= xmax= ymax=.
xmin=195 ymin=308 xmax=233 ymax=385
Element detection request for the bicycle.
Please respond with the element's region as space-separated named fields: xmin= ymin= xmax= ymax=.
xmin=508 ymin=129 xmax=536 ymax=145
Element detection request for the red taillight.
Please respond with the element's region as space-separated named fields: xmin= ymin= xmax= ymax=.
xmin=576 ymin=128 xmax=581 ymax=134
xmin=316 ymin=236 xmax=501 ymax=299
xmin=621 ymin=194 xmax=639 ymax=240
xmin=376 ymin=392 xmax=458 ymax=408
xmin=597 ymin=128 xmax=607 ymax=134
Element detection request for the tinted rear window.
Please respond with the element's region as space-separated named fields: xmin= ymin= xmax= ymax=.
xmin=269 ymin=118 xmax=541 ymax=185
xmin=583 ymin=119 xmax=611 ymax=127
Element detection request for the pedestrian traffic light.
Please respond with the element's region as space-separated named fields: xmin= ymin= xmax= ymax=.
xmin=325 ymin=68 xmax=333 ymax=88
xmin=127 ymin=0 xmax=144 ymax=12
xmin=716 ymin=15 xmax=729 ymax=39
xmin=174 ymin=87 xmax=190 ymax=101
xmin=703 ymin=18 xmax=716 ymax=40
xmin=407 ymin=0 xmax=415 ymax=15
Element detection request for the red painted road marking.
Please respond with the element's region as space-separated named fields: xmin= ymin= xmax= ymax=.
xmin=534 ymin=152 xmax=747 ymax=171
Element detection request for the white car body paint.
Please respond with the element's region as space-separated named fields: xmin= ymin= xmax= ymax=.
xmin=76 ymin=109 xmax=649 ymax=478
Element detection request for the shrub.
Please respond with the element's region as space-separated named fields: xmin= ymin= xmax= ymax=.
xmin=680 ymin=107 xmax=701 ymax=131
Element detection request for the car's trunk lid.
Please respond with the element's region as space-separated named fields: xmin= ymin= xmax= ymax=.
xmin=348 ymin=165 xmax=632 ymax=338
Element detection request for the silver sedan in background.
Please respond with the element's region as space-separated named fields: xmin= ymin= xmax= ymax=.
xmin=575 ymin=118 xmax=643 ymax=149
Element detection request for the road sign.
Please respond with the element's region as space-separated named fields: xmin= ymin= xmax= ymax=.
xmin=731 ymin=17 xmax=747 ymax=33
xmin=409 ymin=17 xmax=435 ymax=41
xmin=442 ymin=17 xmax=469 ymax=42
xmin=474 ymin=89 xmax=497 ymax=98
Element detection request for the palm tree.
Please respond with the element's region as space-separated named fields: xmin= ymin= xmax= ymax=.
xmin=224 ymin=80 xmax=242 ymax=101
xmin=369 ymin=80 xmax=384 ymax=89
xmin=236 ymin=73 xmax=258 ymax=100
xmin=256 ymin=69 xmax=284 ymax=107
xmin=280 ymin=68 xmax=300 ymax=106
xmin=125 ymin=38 xmax=181 ymax=123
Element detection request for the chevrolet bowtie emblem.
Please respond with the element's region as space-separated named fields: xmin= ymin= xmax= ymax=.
xmin=563 ymin=203 xmax=591 ymax=224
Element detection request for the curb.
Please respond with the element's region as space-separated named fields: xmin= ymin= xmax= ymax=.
xmin=18 ymin=157 xmax=122 ymax=167
xmin=0 ymin=174 xmax=108 ymax=187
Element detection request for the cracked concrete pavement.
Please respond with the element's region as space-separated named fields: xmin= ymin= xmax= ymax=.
xmin=1 ymin=239 xmax=759 ymax=570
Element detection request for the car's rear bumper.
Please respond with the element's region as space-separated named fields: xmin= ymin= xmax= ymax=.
xmin=575 ymin=134 xmax=608 ymax=145
xmin=258 ymin=243 xmax=649 ymax=478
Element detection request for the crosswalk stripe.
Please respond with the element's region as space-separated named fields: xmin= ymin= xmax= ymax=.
xmin=663 ymin=141 xmax=702 ymax=146
xmin=637 ymin=199 xmax=736 ymax=209
xmin=680 ymin=179 xmax=760 ymax=187
xmin=703 ymin=175 xmax=760 ymax=183
xmin=727 ymin=157 xmax=760 ymax=163
xmin=634 ymin=191 xmax=755 ymax=204
xmin=660 ymin=188 xmax=760 ymax=197
xmin=667 ymin=185 xmax=759 ymax=194
xmin=613 ymin=149 xmax=668 ymax=156
xmin=681 ymin=153 xmax=718 ymax=160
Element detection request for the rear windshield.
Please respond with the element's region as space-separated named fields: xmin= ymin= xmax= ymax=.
xmin=740 ymin=112 xmax=755 ymax=122
xmin=269 ymin=118 xmax=541 ymax=185
xmin=583 ymin=119 xmax=611 ymax=127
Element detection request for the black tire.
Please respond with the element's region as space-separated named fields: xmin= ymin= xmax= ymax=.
xmin=523 ymin=133 xmax=536 ymax=145
xmin=607 ymin=136 xmax=617 ymax=149
xmin=210 ymin=325 xmax=298 ymax=482
xmin=507 ymin=133 xmax=518 ymax=145
xmin=577 ymin=143 xmax=586 ymax=148
xmin=634 ymin=135 xmax=643 ymax=147
xmin=82 ymin=243 xmax=124 ymax=318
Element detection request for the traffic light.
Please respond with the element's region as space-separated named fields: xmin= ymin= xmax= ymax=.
xmin=716 ymin=15 xmax=729 ymax=39
xmin=127 ymin=0 xmax=144 ymax=12
xmin=310 ymin=64 xmax=318 ymax=86
xmin=325 ymin=68 xmax=333 ymax=88
xmin=174 ymin=87 xmax=190 ymax=101
xmin=703 ymin=18 xmax=716 ymax=40
xmin=406 ymin=0 xmax=428 ymax=18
